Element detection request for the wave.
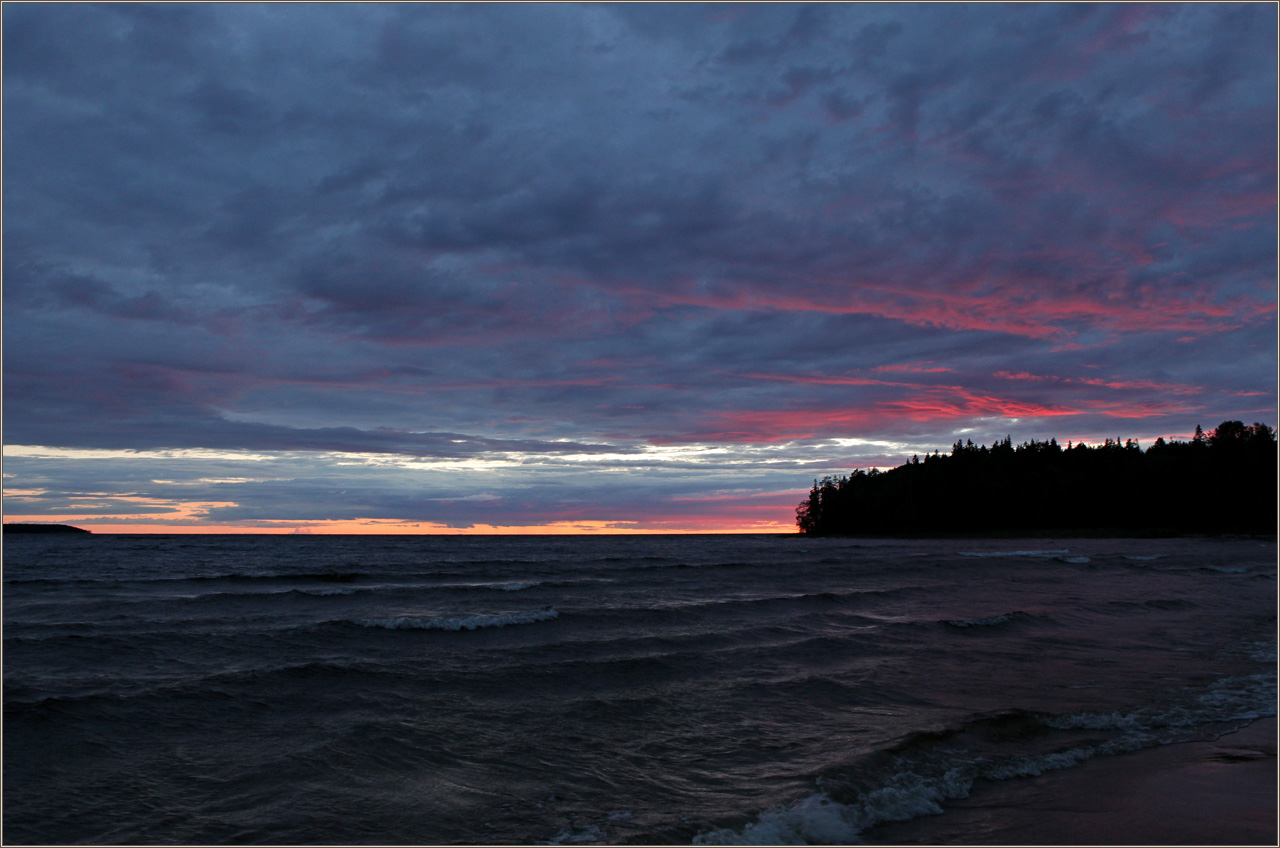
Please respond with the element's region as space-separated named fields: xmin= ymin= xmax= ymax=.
xmin=433 ymin=557 xmax=552 ymax=568
xmin=699 ymin=586 xmax=930 ymax=611
xmin=1240 ymin=638 xmax=1277 ymax=663
xmin=1106 ymin=598 xmax=1196 ymax=611
xmin=1047 ymin=674 xmax=1275 ymax=732
xmin=7 ymin=569 xmax=474 ymax=591
xmin=349 ymin=608 xmax=559 ymax=631
xmin=227 ymin=579 xmax=545 ymax=598
xmin=942 ymin=611 xmax=1030 ymax=629
xmin=694 ymin=676 xmax=1276 ymax=847
xmin=4 ymin=577 xmax=113 ymax=586
xmin=632 ymin=560 xmax=762 ymax=572
xmin=955 ymin=550 xmax=1090 ymax=564
xmin=4 ymin=658 xmax=408 ymax=716
xmin=694 ymin=726 xmax=1130 ymax=844
xmin=570 ymin=590 xmax=912 ymax=632
xmin=6 ymin=571 xmax=373 ymax=588
xmin=178 ymin=571 xmax=373 ymax=584
xmin=192 ymin=586 xmax=373 ymax=600
xmin=956 ymin=549 xmax=1069 ymax=558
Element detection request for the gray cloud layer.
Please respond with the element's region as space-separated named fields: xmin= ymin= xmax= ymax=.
xmin=4 ymin=3 xmax=1275 ymax=529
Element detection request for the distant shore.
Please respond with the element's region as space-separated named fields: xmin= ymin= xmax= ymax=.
xmin=866 ymin=716 xmax=1278 ymax=845
xmin=3 ymin=523 xmax=91 ymax=534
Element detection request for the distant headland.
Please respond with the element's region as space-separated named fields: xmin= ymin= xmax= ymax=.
xmin=4 ymin=523 xmax=92 ymax=534
xmin=797 ymin=420 xmax=1277 ymax=537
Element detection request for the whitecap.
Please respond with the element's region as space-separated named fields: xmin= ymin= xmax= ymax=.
xmin=494 ymin=581 xmax=542 ymax=591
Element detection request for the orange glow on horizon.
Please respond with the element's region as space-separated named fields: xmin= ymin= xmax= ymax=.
xmin=3 ymin=515 xmax=799 ymax=535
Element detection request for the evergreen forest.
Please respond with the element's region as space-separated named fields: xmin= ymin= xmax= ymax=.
xmin=796 ymin=420 xmax=1277 ymax=536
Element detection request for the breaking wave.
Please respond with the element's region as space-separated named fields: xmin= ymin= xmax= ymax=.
xmin=694 ymin=666 xmax=1275 ymax=847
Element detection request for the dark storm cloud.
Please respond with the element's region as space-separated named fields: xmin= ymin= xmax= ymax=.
xmin=4 ymin=3 xmax=1274 ymax=529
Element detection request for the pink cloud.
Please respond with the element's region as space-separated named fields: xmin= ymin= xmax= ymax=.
xmin=994 ymin=371 xmax=1202 ymax=395
xmin=664 ymin=383 xmax=1082 ymax=444
xmin=599 ymin=272 xmax=1268 ymax=344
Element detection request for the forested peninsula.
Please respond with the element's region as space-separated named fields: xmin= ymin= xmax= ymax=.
xmin=3 ymin=524 xmax=91 ymax=534
xmin=797 ymin=420 xmax=1277 ymax=536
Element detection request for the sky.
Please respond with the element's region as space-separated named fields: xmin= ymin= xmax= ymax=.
xmin=3 ymin=3 xmax=1276 ymax=534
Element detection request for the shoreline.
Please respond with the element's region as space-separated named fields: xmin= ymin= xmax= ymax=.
xmin=865 ymin=716 xmax=1278 ymax=845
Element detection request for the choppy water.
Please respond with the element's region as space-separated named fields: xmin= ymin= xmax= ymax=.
xmin=4 ymin=534 xmax=1275 ymax=844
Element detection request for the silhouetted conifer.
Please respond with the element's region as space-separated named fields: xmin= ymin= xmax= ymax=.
xmin=796 ymin=421 xmax=1277 ymax=536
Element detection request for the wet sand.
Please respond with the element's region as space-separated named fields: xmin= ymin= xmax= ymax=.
xmin=866 ymin=716 xmax=1277 ymax=846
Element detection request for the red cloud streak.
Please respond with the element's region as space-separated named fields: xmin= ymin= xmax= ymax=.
xmin=661 ymin=377 xmax=1206 ymax=443
xmin=595 ymin=276 xmax=1270 ymax=342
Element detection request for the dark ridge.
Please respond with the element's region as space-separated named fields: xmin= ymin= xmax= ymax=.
xmin=3 ymin=523 xmax=92 ymax=534
xmin=797 ymin=420 xmax=1277 ymax=537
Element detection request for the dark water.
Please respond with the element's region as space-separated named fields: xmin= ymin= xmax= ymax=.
xmin=4 ymin=534 xmax=1275 ymax=845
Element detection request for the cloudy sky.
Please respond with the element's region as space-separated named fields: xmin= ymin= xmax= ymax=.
xmin=4 ymin=3 xmax=1276 ymax=533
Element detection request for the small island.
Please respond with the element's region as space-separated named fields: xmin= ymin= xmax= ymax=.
xmin=797 ymin=420 xmax=1277 ymax=537
xmin=4 ymin=523 xmax=92 ymax=534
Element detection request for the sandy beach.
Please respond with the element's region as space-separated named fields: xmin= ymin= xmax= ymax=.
xmin=865 ymin=716 xmax=1277 ymax=845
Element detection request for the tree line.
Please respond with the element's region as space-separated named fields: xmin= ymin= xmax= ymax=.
xmin=796 ymin=420 xmax=1277 ymax=536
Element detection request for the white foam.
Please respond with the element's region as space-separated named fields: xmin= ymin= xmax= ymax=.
xmin=356 ymin=608 xmax=559 ymax=631
xmin=696 ymin=767 xmax=973 ymax=845
xmin=1047 ymin=669 xmax=1277 ymax=732
xmin=1055 ymin=556 xmax=1090 ymax=564
xmin=1046 ymin=707 xmax=1192 ymax=732
xmin=548 ymin=824 xmax=604 ymax=844
xmin=695 ymin=792 xmax=861 ymax=845
xmin=697 ymin=663 xmax=1280 ymax=846
xmin=695 ymin=736 xmax=1163 ymax=846
xmin=979 ymin=746 xmax=1094 ymax=780
xmin=1195 ymin=672 xmax=1277 ymax=718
